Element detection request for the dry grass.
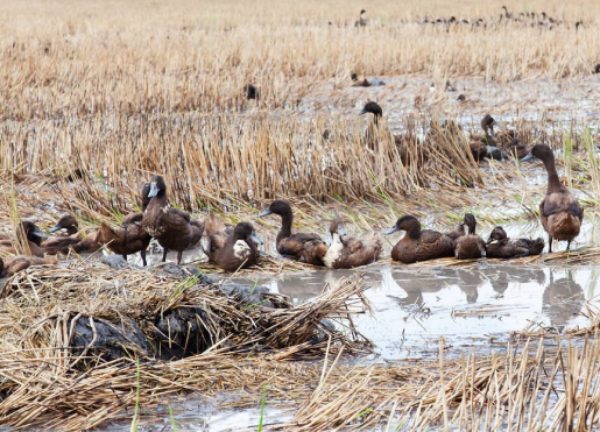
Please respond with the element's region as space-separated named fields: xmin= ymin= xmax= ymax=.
xmin=1 ymin=1 xmax=600 ymax=430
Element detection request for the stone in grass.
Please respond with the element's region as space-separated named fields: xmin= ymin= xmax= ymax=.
xmin=100 ymin=254 xmax=129 ymax=270
xmin=219 ymin=283 xmax=274 ymax=308
xmin=155 ymin=262 xmax=215 ymax=284
xmin=71 ymin=316 xmax=151 ymax=365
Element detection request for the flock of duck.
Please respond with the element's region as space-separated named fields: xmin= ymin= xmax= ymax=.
xmin=352 ymin=7 xmax=578 ymax=30
xmin=0 ymin=139 xmax=583 ymax=277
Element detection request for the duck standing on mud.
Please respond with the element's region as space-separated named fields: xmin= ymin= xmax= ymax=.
xmin=258 ymin=200 xmax=327 ymax=266
xmin=522 ymin=144 xmax=583 ymax=252
xmin=141 ymin=176 xmax=204 ymax=264
xmin=99 ymin=183 xmax=152 ymax=266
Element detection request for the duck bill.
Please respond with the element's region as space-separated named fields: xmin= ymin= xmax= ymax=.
xmin=258 ymin=208 xmax=271 ymax=218
xmin=250 ymin=232 xmax=263 ymax=245
xmin=147 ymin=182 xmax=159 ymax=198
xmin=49 ymin=224 xmax=62 ymax=233
xmin=358 ymin=108 xmax=367 ymax=115
xmin=486 ymin=236 xmax=493 ymax=245
xmin=384 ymin=226 xmax=399 ymax=235
xmin=520 ymin=153 xmax=534 ymax=162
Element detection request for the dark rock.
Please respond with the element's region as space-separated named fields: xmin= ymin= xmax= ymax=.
xmin=71 ymin=317 xmax=151 ymax=365
xmin=219 ymin=283 xmax=273 ymax=308
xmin=153 ymin=307 xmax=213 ymax=360
xmin=101 ymin=254 xmax=128 ymax=270
xmin=157 ymin=262 xmax=215 ymax=284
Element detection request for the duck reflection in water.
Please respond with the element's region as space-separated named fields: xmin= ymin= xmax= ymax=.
xmin=542 ymin=270 xmax=584 ymax=328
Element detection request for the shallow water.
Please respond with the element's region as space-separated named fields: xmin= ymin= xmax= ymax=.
xmin=234 ymin=263 xmax=598 ymax=359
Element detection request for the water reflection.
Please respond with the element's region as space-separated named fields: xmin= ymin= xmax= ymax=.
xmin=258 ymin=264 xmax=597 ymax=358
xmin=542 ymin=270 xmax=585 ymax=327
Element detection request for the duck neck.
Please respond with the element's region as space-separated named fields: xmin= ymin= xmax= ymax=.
xmin=66 ymin=225 xmax=78 ymax=236
xmin=541 ymin=154 xmax=563 ymax=193
xmin=406 ymin=223 xmax=422 ymax=240
xmin=277 ymin=210 xmax=293 ymax=243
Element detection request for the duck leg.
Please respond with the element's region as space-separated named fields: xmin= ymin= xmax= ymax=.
xmin=548 ymin=234 xmax=552 ymax=254
xmin=122 ymin=254 xmax=128 ymax=261
xmin=141 ymin=248 xmax=147 ymax=267
xmin=566 ymin=241 xmax=572 ymax=251
xmin=176 ymin=250 xmax=183 ymax=265
xmin=162 ymin=248 xmax=168 ymax=262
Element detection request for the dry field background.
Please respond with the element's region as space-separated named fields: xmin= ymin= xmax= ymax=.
xmin=2 ymin=1 xmax=600 ymax=431
xmin=0 ymin=0 xmax=599 ymax=234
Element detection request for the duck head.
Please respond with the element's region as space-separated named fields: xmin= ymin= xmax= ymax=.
xmin=49 ymin=213 xmax=79 ymax=234
xmin=481 ymin=114 xmax=497 ymax=135
xmin=487 ymin=226 xmax=508 ymax=244
xmin=359 ymin=101 xmax=383 ymax=118
xmin=461 ymin=213 xmax=477 ymax=235
xmin=520 ymin=143 xmax=553 ymax=163
xmin=20 ymin=221 xmax=47 ymax=246
xmin=234 ymin=222 xmax=263 ymax=245
xmin=140 ymin=183 xmax=151 ymax=211
xmin=329 ymin=217 xmax=348 ymax=237
xmin=351 ymin=72 xmax=358 ymax=82
xmin=360 ymin=9 xmax=366 ymax=15
xmin=384 ymin=215 xmax=421 ymax=239
xmin=147 ymin=176 xmax=167 ymax=198
xmin=258 ymin=199 xmax=292 ymax=218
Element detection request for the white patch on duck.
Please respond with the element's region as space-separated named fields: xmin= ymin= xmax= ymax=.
xmin=323 ymin=232 xmax=344 ymax=268
xmin=233 ymin=240 xmax=251 ymax=259
xmin=161 ymin=204 xmax=170 ymax=214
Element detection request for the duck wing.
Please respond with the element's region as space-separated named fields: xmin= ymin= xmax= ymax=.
xmin=278 ymin=233 xmax=326 ymax=265
xmin=542 ymin=192 xmax=583 ymax=218
xmin=121 ymin=212 xmax=143 ymax=226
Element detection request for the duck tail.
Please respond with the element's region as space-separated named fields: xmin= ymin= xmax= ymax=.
xmin=204 ymin=214 xmax=226 ymax=237
xmin=99 ymin=221 xmax=120 ymax=243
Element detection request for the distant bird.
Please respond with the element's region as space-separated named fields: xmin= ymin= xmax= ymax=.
xmin=593 ymin=64 xmax=600 ymax=74
xmin=243 ymin=84 xmax=260 ymax=100
xmin=355 ymin=9 xmax=367 ymax=27
xmin=522 ymin=144 xmax=583 ymax=252
xmin=456 ymin=94 xmax=466 ymax=102
xmin=359 ymin=101 xmax=423 ymax=166
xmin=501 ymin=6 xmax=512 ymax=19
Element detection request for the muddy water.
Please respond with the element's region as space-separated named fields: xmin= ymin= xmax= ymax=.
xmin=234 ymin=264 xmax=598 ymax=359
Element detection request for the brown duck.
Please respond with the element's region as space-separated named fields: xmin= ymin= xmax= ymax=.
xmin=522 ymin=144 xmax=583 ymax=252
xmin=0 ymin=255 xmax=57 ymax=278
xmin=202 ymin=215 xmax=262 ymax=272
xmin=322 ymin=218 xmax=382 ymax=269
xmin=359 ymin=101 xmax=423 ymax=166
xmin=486 ymin=226 xmax=544 ymax=258
xmin=99 ymin=183 xmax=152 ymax=265
xmin=258 ymin=200 xmax=327 ymax=266
xmin=454 ymin=213 xmax=486 ymax=259
xmin=384 ymin=215 xmax=454 ymax=263
xmin=0 ymin=221 xmax=47 ymax=257
xmin=141 ymin=176 xmax=204 ymax=264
